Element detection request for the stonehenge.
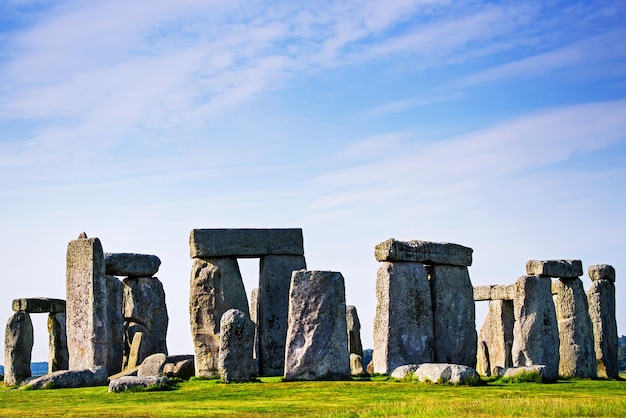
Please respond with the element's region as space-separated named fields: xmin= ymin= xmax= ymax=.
xmin=587 ymin=264 xmax=618 ymax=378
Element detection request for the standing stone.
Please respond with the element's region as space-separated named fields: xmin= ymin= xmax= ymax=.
xmin=106 ymin=275 xmax=125 ymax=375
xmin=429 ymin=265 xmax=477 ymax=367
xmin=373 ymin=262 xmax=434 ymax=375
xmin=346 ymin=305 xmax=363 ymax=357
xmin=48 ymin=312 xmax=69 ymax=373
xmin=476 ymin=300 xmax=514 ymax=376
xmin=125 ymin=325 xmax=149 ymax=370
xmin=218 ymin=309 xmax=256 ymax=383
xmin=189 ymin=257 xmax=249 ymax=378
xmin=553 ymin=277 xmax=596 ymax=377
xmin=284 ymin=270 xmax=350 ymax=381
xmin=350 ymin=353 xmax=364 ymax=375
xmin=250 ymin=287 xmax=260 ymax=375
xmin=4 ymin=311 xmax=33 ymax=386
xmin=66 ymin=236 xmax=109 ymax=370
xmin=587 ymin=264 xmax=618 ymax=378
xmin=123 ymin=276 xmax=168 ymax=358
xmin=511 ymin=275 xmax=560 ymax=380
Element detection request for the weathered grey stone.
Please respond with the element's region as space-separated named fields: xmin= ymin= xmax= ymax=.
xmin=123 ymin=277 xmax=168 ymax=358
xmin=4 ymin=311 xmax=33 ymax=386
xmin=526 ymin=259 xmax=583 ymax=278
xmin=429 ymin=265 xmax=477 ymax=367
xmin=189 ymin=257 xmax=249 ymax=378
xmin=350 ymin=353 xmax=364 ymax=375
xmin=346 ymin=305 xmax=363 ymax=357
xmin=373 ymin=262 xmax=434 ymax=375
xmin=12 ymin=298 xmax=66 ymax=314
xmin=48 ymin=312 xmax=68 ymax=373
xmin=476 ymin=300 xmax=514 ymax=376
xmin=106 ymin=275 xmax=124 ymax=375
xmin=138 ymin=353 xmax=167 ymax=377
xmin=553 ymin=277 xmax=596 ymax=377
xmin=501 ymin=365 xmax=548 ymax=381
xmin=108 ymin=375 xmax=169 ymax=393
xmin=189 ymin=228 xmax=304 ymax=258
xmin=588 ymin=264 xmax=615 ymax=283
xmin=163 ymin=355 xmax=195 ymax=380
xmin=125 ymin=324 xmax=149 ymax=369
xmin=257 ymin=255 xmax=306 ymax=376
xmin=473 ymin=285 xmax=515 ymax=301
xmin=512 ymin=275 xmax=560 ymax=380
xmin=219 ymin=309 xmax=256 ymax=383
xmin=587 ymin=276 xmax=618 ymax=378
xmin=391 ymin=363 xmax=479 ymax=384
xmin=66 ymin=236 xmax=108 ymax=370
xmin=374 ymin=239 xmax=473 ymax=266
xmin=284 ymin=270 xmax=350 ymax=381
xmin=104 ymin=253 xmax=161 ymax=277
xmin=21 ymin=366 xmax=108 ymax=390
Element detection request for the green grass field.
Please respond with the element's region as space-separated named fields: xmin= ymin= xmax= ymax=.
xmin=1 ymin=375 xmax=625 ymax=417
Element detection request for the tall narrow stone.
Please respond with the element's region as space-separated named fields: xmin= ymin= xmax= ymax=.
xmin=512 ymin=275 xmax=559 ymax=380
xmin=257 ymin=254 xmax=306 ymax=376
xmin=429 ymin=265 xmax=477 ymax=367
xmin=284 ymin=270 xmax=350 ymax=381
xmin=476 ymin=299 xmax=514 ymax=376
xmin=373 ymin=262 xmax=434 ymax=375
xmin=587 ymin=264 xmax=618 ymax=378
xmin=250 ymin=287 xmax=260 ymax=374
xmin=189 ymin=257 xmax=249 ymax=378
xmin=553 ymin=277 xmax=596 ymax=377
xmin=48 ymin=312 xmax=69 ymax=373
xmin=219 ymin=309 xmax=256 ymax=383
xmin=66 ymin=236 xmax=108 ymax=370
xmin=4 ymin=311 xmax=33 ymax=386
xmin=346 ymin=305 xmax=363 ymax=357
xmin=106 ymin=275 xmax=125 ymax=375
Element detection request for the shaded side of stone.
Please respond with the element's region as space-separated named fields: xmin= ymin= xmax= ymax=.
xmin=587 ymin=279 xmax=618 ymax=378
xmin=525 ymin=260 xmax=583 ymax=278
xmin=4 ymin=311 xmax=33 ymax=386
xmin=429 ymin=265 xmax=477 ymax=367
xmin=137 ymin=353 xmax=167 ymax=377
xmin=346 ymin=305 xmax=363 ymax=357
xmin=374 ymin=239 xmax=473 ymax=266
xmin=553 ymin=277 xmax=596 ymax=377
xmin=12 ymin=298 xmax=66 ymax=314
xmin=189 ymin=257 xmax=249 ymax=378
xmin=476 ymin=300 xmax=514 ymax=376
xmin=163 ymin=355 xmax=195 ymax=380
xmin=219 ymin=309 xmax=256 ymax=383
xmin=373 ymin=262 xmax=434 ymax=375
xmin=284 ymin=270 xmax=350 ymax=381
xmin=104 ymin=253 xmax=161 ymax=277
xmin=511 ymin=275 xmax=560 ymax=380
xmin=106 ymin=275 xmax=124 ymax=375
xmin=250 ymin=287 xmax=260 ymax=374
xmin=190 ymin=228 xmax=304 ymax=258
xmin=48 ymin=312 xmax=68 ymax=373
xmin=257 ymin=254 xmax=306 ymax=376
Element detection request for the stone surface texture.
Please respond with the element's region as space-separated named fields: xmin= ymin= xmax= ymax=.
xmin=373 ymin=262 xmax=434 ymax=375
xmin=350 ymin=353 xmax=364 ymax=375
xmin=587 ymin=273 xmax=618 ymax=378
xmin=257 ymin=254 xmax=306 ymax=376
xmin=104 ymin=253 xmax=161 ymax=277
xmin=21 ymin=366 xmax=108 ymax=390
xmin=190 ymin=228 xmax=304 ymax=258
xmin=346 ymin=305 xmax=363 ymax=357
xmin=588 ymin=264 xmax=615 ymax=283
xmin=12 ymin=298 xmax=66 ymax=313
xmin=390 ymin=363 xmax=479 ymax=384
xmin=124 ymin=322 xmax=149 ymax=369
xmin=163 ymin=355 xmax=195 ymax=380
xmin=525 ymin=259 xmax=583 ymax=278
xmin=284 ymin=270 xmax=350 ymax=381
xmin=189 ymin=257 xmax=249 ymax=378
xmin=4 ymin=311 xmax=33 ymax=386
xmin=137 ymin=353 xmax=167 ymax=377
xmin=476 ymin=300 xmax=514 ymax=376
xmin=553 ymin=277 xmax=596 ymax=377
xmin=48 ymin=312 xmax=69 ymax=373
xmin=511 ymin=275 xmax=560 ymax=380
xmin=501 ymin=365 xmax=548 ymax=380
xmin=66 ymin=236 xmax=109 ymax=371
xmin=106 ymin=275 xmax=124 ymax=375
xmin=218 ymin=309 xmax=256 ymax=383
xmin=429 ymin=265 xmax=477 ymax=367
xmin=473 ymin=285 xmax=515 ymax=301
xmin=108 ymin=375 xmax=169 ymax=393
xmin=374 ymin=239 xmax=473 ymax=266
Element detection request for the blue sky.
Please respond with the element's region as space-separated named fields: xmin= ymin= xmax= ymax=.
xmin=1 ymin=0 xmax=625 ymax=362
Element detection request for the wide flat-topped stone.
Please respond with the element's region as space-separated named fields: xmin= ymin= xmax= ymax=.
xmin=588 ymin=264 xmax=615 ymax=282
xmin=374 ymin=239 xmax=472 ymax=266
xmin=190 ymin=228 xmax=304 ymax=258
xmin=104 ymin=253 xmax=161 ymax=277
xmin=12 ymin=298 xmax=66 ymax=313
xmin=525 ymin=259 xmax=582 ymax=278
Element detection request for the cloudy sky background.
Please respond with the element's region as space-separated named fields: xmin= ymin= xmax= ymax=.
xmin=1 ymin=0 xmax=625 ymax=362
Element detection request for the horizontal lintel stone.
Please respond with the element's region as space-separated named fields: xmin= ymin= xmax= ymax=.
xmin=473 ymin=284 xmax=515 ymax=301
xmin=474 ymin=285 xmax=493 ymax=301
xmin=525 ymin=259 xmax=583 ymax=278
xmin=374 ymin=238 xmax=472 ymax=266
xmin=189 ymin=228 xmax=304 ymax=258
xmin=12 ymin=298 xmax=66 ymax=313
xmin=104 ymin=253 xmax=161 ymax=277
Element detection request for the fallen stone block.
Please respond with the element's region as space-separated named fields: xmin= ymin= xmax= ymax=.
xmin=374 ymin=238 xmax=473 ymax=266
xmin=189 ymin=228 xmax=304 ymax=258
xmin=391 ymin=363 xmax=479 ymax=385
xmin=12 ymin=298 xmax=66 ymax=314
xmin=501 ymin=365 xmax=548 ymax=381
xmin=525 ymin=260 xmax=583 ymax=278
xmin=163 ymin=355 xmax=195 ymax=380
xmin=20 ymin=366 xmax=108 ymax=390
xmin=108 ymin=366 xmax=139 ymax=381
xmin=108 ymin=376 xmax=170 ymax=393
xmin=138 ymin=353 xmax=167 ymax=377
xmin=104 ymin=253 xmax=161 ymax=277
xmin=588 ymin=264 xmax=615 ymax=282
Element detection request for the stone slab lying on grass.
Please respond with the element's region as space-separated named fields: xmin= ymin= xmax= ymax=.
xmin=500 ymin=365 xmax=548 ymax=381
xmin=374 ymin=239 xmax=473 ymax=266
xmin=163 ymin=355 xmax=195 ymax=380
xmin=138 ymin=353 xmax=167 ymax=377
xmin=20 ymin=366 xmax=108 ymax=389
xmin=108 ymin=376 xmax=170 ymax=393
xmin=390 ymin=363 xmax=479 ymax=385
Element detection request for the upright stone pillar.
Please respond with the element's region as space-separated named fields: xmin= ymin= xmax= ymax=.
xmin=4 ymin=311 xmax=33 ymax=386
xmin=346 ymin=305 xmax=363 ymax=357
xmin=189 ymin=257 xmax=249 ymax=378
xmin=284 ymin=270 xmax=350 ymax=381
xmin=587 ymin=264 xmax=618 ymax=378
xmin=476 ymin=299 xmax=514 ymax=376
xmin=257 ymin=254 xmax=306 ymax=376
xmin=48 ymin=312 xmax=69 ymax=372
xmin=373 ymin=262 xmax=433 ymax=375
xmin=219 ymin=309 xmax=256 ymax=383
xmin=66 ymin=234 xmax=108 ymax=370
xmin=106 ymin=275 xmax=124 ymax=375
